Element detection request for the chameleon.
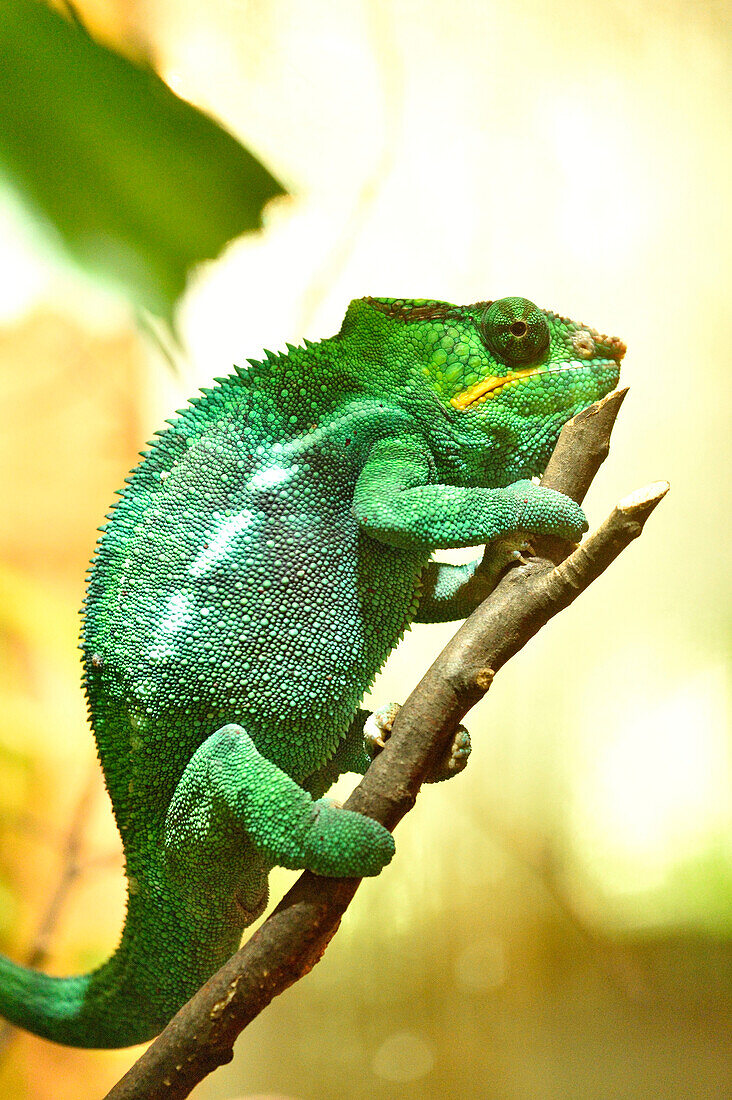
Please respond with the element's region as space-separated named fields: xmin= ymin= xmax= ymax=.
xmin=0 ymin=295 xmax=624 ymax=1047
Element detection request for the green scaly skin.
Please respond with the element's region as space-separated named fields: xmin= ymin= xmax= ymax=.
xmin=0 ymin=296 xmax=624 ymax=1047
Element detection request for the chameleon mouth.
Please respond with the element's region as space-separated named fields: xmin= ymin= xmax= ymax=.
xmin=450 ymin=361 xmax=619 ymax=411
xmin=451 ymin=365 xmax=544 ymax=410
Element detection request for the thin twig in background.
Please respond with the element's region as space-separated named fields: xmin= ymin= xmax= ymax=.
xmin=56 ymin=0 xmax=87 ymax=33
xmin=106 ymin=387 xmax=668 ymax=1099
xmin=0 ymin=764 xmax=99 ymax=1055
xmin=474 ymin=817 xmax=654 ymax=1004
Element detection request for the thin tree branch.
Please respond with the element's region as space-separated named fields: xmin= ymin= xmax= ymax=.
xmin=106 ymin=388 xmax=667 ymax=1099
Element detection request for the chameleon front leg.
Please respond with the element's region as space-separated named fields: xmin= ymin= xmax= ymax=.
xmin=414 ymin=534 xmax=536 ymax=624
xmin=415 ymin=559 xmax=490 ymax=623
xmin=302 ymin=710 xmax=373 ymax=798
xmin=353 ymin=435 xmax=587 ymax=550
xmin=164 ymin=724 xmax=395 ymax=887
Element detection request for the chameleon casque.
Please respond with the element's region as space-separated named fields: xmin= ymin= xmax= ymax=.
xmin=0 ymin=295 xmax=624 ymax=1047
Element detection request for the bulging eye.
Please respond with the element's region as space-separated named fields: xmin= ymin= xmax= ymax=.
xmin=480 ymin=297 xmax=550 ymax=365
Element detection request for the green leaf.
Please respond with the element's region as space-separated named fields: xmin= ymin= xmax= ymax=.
xmin=0 ymin=0 xmax=286 ymax=319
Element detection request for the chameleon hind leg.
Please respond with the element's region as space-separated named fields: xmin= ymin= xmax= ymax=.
xmin=303 ymin=707 xmax=471 ymax=797
xmin=164 ymin=724 xmax=395 ymax=884
xmin=364 ymin=704 xmax=471 ymax=783
xmin=302 ymin=709 xmax=375 ymax=798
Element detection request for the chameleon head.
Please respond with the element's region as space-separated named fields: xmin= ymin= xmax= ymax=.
xmin=445 ymin=296 xmax=625 ymax=417
xmin=347 ymin=295 xmax=625 ymax=482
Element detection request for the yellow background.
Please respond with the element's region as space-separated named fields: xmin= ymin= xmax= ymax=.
xmin=0 ymin=1 xmax=729 ymax=1096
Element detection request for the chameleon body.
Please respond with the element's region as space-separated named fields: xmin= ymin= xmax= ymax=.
xmin=0 ymin=296 xmax=624 ymax=1047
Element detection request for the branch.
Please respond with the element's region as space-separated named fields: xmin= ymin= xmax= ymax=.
xmin=106 ymin=388 xmax=668 ymax=1100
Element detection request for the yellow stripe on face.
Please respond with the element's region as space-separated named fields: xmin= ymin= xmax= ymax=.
xmin=450 ymin=365 xmax=542 ymax=410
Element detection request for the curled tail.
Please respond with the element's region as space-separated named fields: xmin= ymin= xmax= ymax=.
xmin=0 ymin=872 xmax=251 ymax=1048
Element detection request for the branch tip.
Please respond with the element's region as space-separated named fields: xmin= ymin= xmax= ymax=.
xmin=618 ymin=480 xmax=670 ymax=511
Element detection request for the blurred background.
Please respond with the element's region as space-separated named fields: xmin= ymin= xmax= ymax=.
xmin=0 ymin=0 xmax=729 ymax=1097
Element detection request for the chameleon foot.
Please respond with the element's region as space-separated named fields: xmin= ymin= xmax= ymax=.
xmin=427 ymin=725 xmax=471 ymax=783
xmin=364 ymin=703 xmax=401 ymax=757
xmin=364 ymin=703 xmax=471 ymax=783
xmin=478 ymin=533 xmax=535 ymax=589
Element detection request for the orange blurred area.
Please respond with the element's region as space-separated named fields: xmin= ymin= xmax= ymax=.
xmin=0 ymin=310 xmax=144 ymax=583
xmin=0 ymin=1 xmax=729 ymax=1098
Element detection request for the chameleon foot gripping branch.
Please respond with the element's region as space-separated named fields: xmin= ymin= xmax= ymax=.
xmin=0 ymin=296 xmax=624 ymax=1047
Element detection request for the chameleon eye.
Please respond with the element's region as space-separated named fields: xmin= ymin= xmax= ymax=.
xmin=480 ymin=297 xmax=550 ymax=365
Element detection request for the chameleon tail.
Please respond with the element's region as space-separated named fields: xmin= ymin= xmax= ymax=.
xmin=0 ymin=933 xmax=174 ymax=1048
xmin=0 ymin=956 xmax=103 ymax=1048
xmin=0 ymin=876 xmax=248 ymax=1048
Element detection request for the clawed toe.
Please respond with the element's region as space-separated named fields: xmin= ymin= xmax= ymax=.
xmin=364 ymin=703 xmax=401 ymax=760
xmin=426 ymin=724 xmax=471 ymax=783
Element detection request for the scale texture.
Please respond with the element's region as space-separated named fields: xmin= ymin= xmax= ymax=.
xmin=0 ymin=295 xmax=624 ymax=1046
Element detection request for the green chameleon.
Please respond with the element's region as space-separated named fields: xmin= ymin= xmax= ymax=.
xmin=0 ymin=295 xmax=624 ymax=1047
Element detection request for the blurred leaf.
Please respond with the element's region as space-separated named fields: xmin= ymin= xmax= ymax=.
xmin=0 ymin=0 xmax=286 ymax=319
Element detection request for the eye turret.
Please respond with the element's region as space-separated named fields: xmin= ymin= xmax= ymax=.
xmin=479 ymin=297 xmax=550 ymax=365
